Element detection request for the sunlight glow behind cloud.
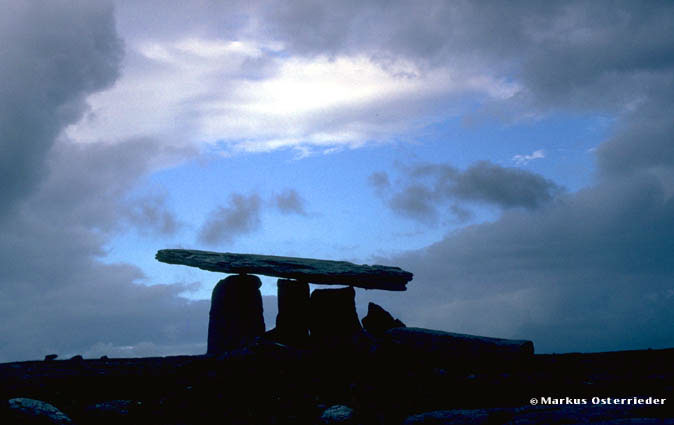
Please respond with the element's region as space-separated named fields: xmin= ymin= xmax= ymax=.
xmin=65 ymin=37 xmax=520 ymax=154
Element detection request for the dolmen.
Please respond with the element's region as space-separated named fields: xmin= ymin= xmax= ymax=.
xmin=155 ymin=249 xmax=534 ymax=364
xmin=156 ymin=249 xmax=413 ymax=354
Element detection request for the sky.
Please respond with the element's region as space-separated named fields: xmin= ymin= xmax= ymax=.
xmin=1 ymin=0 xmax=673 ymax=362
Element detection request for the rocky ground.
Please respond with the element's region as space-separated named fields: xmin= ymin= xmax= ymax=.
xmin=1 ymin=336 xmax=672 ymax=424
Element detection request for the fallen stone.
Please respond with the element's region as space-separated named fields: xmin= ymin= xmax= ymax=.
xmin=361 ymin=302 xmax=405 ymax=335
xmin=385 ymin=327 xmax=534 ymax=365
xmin=207 ymin=274 xmax=265 ymax=355
xmin=310 ymin=287 xmax=362 ymax=341
xmin=320 ymin=405 xmax=355 ymax=424
xmin=69 ymin=354 xmax=83 ymax=361
xmin=275 ymin=279 xmax=310 ymax=345
xmin=44 ymin=354 xmax=58 ymax=361
xmin=7 ymin=398 xmax=73 ymax=424
xmin=156 ymin=249 xmax=413 ymax=291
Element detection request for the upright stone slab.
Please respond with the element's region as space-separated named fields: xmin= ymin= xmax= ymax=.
xmin=207 ymin=274 xmax=265 ymax=355
xmin=275 ymin=279 xmax=310 ymax=345
xmin=309 ymin=286 xmax=362 ymax=342
xmin=361 ymin=302 xmax=406 ymax=336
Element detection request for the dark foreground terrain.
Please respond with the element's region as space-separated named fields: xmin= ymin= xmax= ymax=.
xmin=1 ymin=338 xmax=672 ymax=424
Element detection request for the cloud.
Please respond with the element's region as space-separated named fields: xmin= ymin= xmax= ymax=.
xmin=0 ymin=0 xmax=209 ymax=362
xmin=124 ymin=195 xmax=181 ymax=236
xmin=513 ymin=149 xmax=545 ymax=165
xmin=597 ymin=94 xmax=674 ymax=181
xmin=0 ymin=137 xmax=206 ymax=362
xmin=368 ymin=172 xmax=390 ymax=191
xmin=259 ymin=1 xmax=674 ymax=110
xmin=354 ymin=1 xmax=674 ymax=353
xmin=0 ymin=0 xmax=122 ymax=218
xmin=67 ymin=0 xmax=523 ymax=154
xmin=366 ymin=170 xmax=674 ymax=353
xmin=374 ymin=161 xmax=562 ymax=223
xmin=69 ymin=0 xmax=673 ymax=158
xmin=198 ymin=194 xmax=262 ymax=245
xmin=273 ymin=189 xmax=308 ymax=215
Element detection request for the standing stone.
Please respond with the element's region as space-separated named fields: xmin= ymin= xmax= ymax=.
xmin=207 ymin=274 xmax=265 ymax=355
xmin=275 ymin=279 xmax=310 ymax=345
xmin=361 ymin=302 xmax=406 ymax=336
xmin=309 ymin=286 xmax=362 ymax=341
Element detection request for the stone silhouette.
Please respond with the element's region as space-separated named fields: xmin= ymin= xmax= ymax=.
xmin=207 ymin=274 xmax=265 ymax=355
xmin=156 ymin=249 xmax=413 ymax=291
xmin=361 ymin=302 xmax=405 ymax=336
xmin=275 ymin=279 xmax=310 ymax=345
xmin=384 ymin=327 xmax=534 ymax=365
xmin=309 ymin=286 xmax=362 ymax=341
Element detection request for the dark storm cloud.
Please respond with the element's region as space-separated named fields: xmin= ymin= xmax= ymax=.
xmin=596 ymin=93 xmax=674 ymax=180
xmin=374 ymin=162 xmax=561 ymax=223
xmin=198 ymin=194 xmax=262 ymax=245
xmin=342 ymin=1 xmax=674 ymax=352
xmin=0 ymin=1 xmax=206 ymax=362
xmin=0 ymin=0 xmax=123 ymax=218
xmin=453 ymin=162 xmax=562 ymax=208
xmin=0 ymin=137 xmax=204 ymax=362
xmin=365 ymin=171 xmax=674 ymax=353
xmin=258 ymin=0 xmax=674 ymax=112
xmin=273 ymin=189 xmax=308 ymax=216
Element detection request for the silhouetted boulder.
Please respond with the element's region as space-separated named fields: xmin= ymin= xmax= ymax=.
xmin=361 ymin=302 xmax=405 ymax=335
xmin=44 ymin=354 xmax=58 ymax=361
xmin=207 ymin=274 xmax=265 ymax=355
xmin=309 ymin=286 xmax=362 ymax=342
xmin=385 ymin=327 xmax=534 ymax=367
xmin=7 ymin=398 xmax=73 ymax=424
xmin=275 ymin=279 xmax=310 ymax=345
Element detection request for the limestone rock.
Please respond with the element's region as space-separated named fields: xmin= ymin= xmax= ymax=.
xmin=361 ymin=302 xmax=405 ymax=335
xmin=156 ymin=249 xmax=413 ymax=291
xmin=309 ymin=287 xmax=362 ymax=341
xmin=275 ymin=279 xmax=310 ymax=345
xmin=320 ymin=405 xmax=355 ymax=424
xmin=207 ymin=274 xmax=265 ymax=355
xmin=7 ymin=398 xmax=73 ymax=424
